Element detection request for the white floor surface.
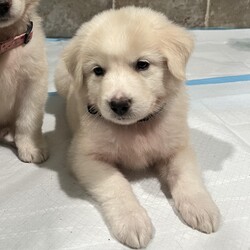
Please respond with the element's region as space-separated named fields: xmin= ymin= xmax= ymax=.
xmin=1 ymin=29 xmax=250 ymax=250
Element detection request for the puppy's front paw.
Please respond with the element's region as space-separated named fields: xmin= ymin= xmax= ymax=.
xmin=17 ymin=144 xmax=49 ymax=163
xmin=109 ymin=207 xmax=153 ymax=248
xmin=176 ymin=192 xmax=220 ymax=233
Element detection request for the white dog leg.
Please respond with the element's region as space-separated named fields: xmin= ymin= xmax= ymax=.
xmin=159 ymin=146 xmax=220 ymax=233
xmin=71 ymin=155 xmax=153 ymax=248
xmin=15 ymin=80 xmax=48 ymax=163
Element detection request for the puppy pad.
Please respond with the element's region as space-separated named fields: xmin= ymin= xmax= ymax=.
xmin=1 ymin=29 xmax=250 ymax=250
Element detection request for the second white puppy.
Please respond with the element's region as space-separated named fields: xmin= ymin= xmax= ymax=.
xmin=0 ymin=0 xmax=48 ymax=163
xmin=55 ymin=7 xmax=220 ymax=249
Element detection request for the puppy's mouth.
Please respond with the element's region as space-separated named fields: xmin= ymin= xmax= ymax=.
xmin=0 ymin=16 xmax=10 ymax=22
xmin=0 ymin=6 xmax=24 ymax=27
xmin=87 ymin=103 xmax=165 ymax=125
xmin=0 ymin=15 xmax=16 ymax=28
xmin=87 ymin=104 xmax=134 ymax=124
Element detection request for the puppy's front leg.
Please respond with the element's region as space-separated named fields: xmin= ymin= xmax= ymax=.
xmin=15 ymin=79 xmax=48 ymax=163
xmin=71 ymin=154 xmax=153 ymax=248
xmin=159 ymin=146 xmax=220 ymax=233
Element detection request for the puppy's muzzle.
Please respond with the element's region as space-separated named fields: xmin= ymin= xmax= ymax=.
xmin=109 ymin=97 xmax=132 ymax=116
xmin=0 ymin=0 xmax=11 ymax=17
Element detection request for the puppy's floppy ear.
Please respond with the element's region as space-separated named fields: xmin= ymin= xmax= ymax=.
xmin=160 ymin=23 xmax=194 ymax=81
xmin=62 ymin=35 xmax=84 ymax=88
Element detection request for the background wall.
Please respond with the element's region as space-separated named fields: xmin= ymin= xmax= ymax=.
xmin=38 ymin=0 xmax=250 ymax=38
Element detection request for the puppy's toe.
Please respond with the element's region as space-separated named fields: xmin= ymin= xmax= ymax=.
xmin=18 ymin=146 xmax=49 ymax=163
xmin=176 ymin=192 xmax=220 ymax=233
xmin=110 ymin=207 xmax=153 ymax=248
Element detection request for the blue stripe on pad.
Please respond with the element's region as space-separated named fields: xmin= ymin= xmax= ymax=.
xmin=187 ymin=74 xmax=250 ymax=85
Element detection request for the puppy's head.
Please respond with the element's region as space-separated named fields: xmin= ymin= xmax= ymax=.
xmin=0 ymin=0 xmax=39 ymax=28
xmin=64 ymin=7 xmax=193 ymax=125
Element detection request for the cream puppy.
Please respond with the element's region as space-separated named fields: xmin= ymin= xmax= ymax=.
xmin=0 ymin=0 xmax=48 ymax=163
xmin=55 ymin=7 xmax=220 ymax=248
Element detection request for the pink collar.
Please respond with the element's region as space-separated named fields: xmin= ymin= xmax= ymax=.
xmin=0 ymin=21 xmax=33 ymax=55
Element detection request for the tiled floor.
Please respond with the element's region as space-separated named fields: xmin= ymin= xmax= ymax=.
xmin=1 ymin=30 xmax=250 ymax=250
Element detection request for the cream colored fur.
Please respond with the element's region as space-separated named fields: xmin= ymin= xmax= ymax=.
xmin=0 ymin=0 xmax=48 ymax=163
xmin=55 ymin=7 xmax=220 ymax=248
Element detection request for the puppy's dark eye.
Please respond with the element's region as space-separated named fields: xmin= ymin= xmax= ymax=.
xmin=136 ymin=60 xmax=150 ymax=71
xmin=93 ymin=66 xmax=105 ymax=76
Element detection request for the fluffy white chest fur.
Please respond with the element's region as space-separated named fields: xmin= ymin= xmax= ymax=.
xmin=76 ymin=109 xmax=187 ymax=170
xmin=0 ymin=49 xmax=27 ymax=122
xmin=83 ymin=120 xmax=167 ymax=169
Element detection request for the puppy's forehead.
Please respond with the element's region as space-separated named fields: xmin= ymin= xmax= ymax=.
xmin=86 ymin=12 xmax=163 ymax=59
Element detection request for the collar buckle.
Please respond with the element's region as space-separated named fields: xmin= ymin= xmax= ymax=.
xmin=24 ymin=21 xmax=33 ymax=44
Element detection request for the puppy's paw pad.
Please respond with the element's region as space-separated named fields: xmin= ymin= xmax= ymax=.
xmin=111 ymin=208 xmax=153 ymax=248
xmin=18 ymin=146 xmax=49 ymax=163
xmin=177 ymin=193 xmax=220 ymax=233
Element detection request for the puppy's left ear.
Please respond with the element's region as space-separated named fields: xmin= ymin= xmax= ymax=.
xmin=160 ymin=23 xmax=194 ymax=81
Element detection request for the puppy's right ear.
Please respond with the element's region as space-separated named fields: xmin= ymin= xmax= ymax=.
xmin=63 ymin=37 xmax=84 ymax=88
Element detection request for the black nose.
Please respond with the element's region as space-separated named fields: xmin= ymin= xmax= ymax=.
xmin=109 ymin=97 xmax=132 ymax=116
xmin=0 ymin=1 xmax=11 ymax=17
